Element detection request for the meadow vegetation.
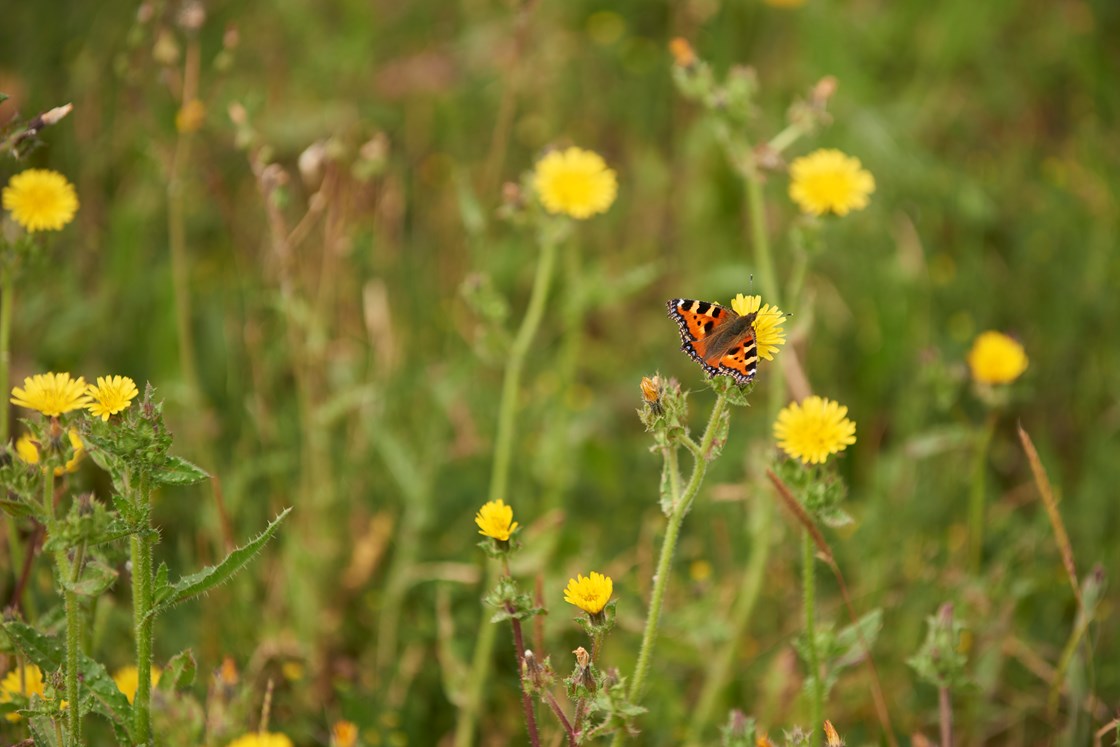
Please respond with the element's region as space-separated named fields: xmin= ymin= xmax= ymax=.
xmin=0 ymin=1 xmax=1117 ymax=745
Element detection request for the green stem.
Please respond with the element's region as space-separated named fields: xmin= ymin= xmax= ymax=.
xmin=489 ymin=238 xmax=559 ymax=504
xmin=132 ymin=471 xmax=154 ymax=744
xmin=802 ymin=530 xmax=822 ymax=747
xmin=968 ymin=412 xmax=998 ymax=573
xmin=744 ymin=164 xmax=779 ymax=304
xmin=454 ymin=236 xmax=560 ymax=747
xmin=168 ymin=118 xmax=201 ymax=409
xmin=611 ymin=395 xmax=729 ymax=747
xmin=0 ymin=268 xmax=12 ymax=443
xmin=43 ymin=465 xmax=82 ymax=745
xmin=685 ymin=495 xmax=773 ymax=744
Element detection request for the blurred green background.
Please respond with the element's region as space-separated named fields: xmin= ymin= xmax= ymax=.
xmin=2 ymin=0 xmax=1118 ymax=744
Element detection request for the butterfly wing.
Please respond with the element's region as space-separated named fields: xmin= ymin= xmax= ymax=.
xmin=667 ymin=298 xmax=758 ymax=386
xmin=714 ymin=336 xmax=758 ymax=386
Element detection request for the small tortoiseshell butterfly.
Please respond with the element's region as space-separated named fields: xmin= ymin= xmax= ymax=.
xmin=667 ymin=298 xmax=759 ymax=386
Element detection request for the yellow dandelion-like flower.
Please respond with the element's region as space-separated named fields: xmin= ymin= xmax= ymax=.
xmin=1 ymin=664 xmax=48 ymax=722
xmin=2 ymin=169 xmax=79 ymax=232
xmin=226 ymin=734 xmax=294 ymax=747
xmin=730 ymin=293 xmax=787 ymax=361
xmin=967 ymin=331 xmax=1028 ymax=385
xmin=15 ymin=429 xmax=84 ymax=475
xmin=10 ymin=372 xmax=91 ymax=417
xmin=788 ymin=149 xmax=875 ymax=217
xmin=331 ymin=720 xmax=359 ymax=747
xmin=86 ymin=375 xmax=139 ymax=421
xmin=773 ymin=395 xmax=857 ymax=465
xmin=474 ymin=499 xmax=519 ymax=541
xmin=112 ymin=665 xmax=161 ymax=704
xmin=563 ymin=571 xmax=613 ymax=615
xmin=532 ymin=147 xmax=618 ymax=219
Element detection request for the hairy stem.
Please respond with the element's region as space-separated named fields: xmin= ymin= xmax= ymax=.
xmin=455 ymin=236 xmax=560 ymax=747
xmin=686 ymin=495 xmax=773 ymax=744
xmin=0 ymin=268 xmax=12 ymax=443
xmin=132 ymin=471 xmax=154 ymax=744
xmin=803 ymin=530 xmax=822 ymax=747
xmin=611 ymin=395 xmax=729 ymax=746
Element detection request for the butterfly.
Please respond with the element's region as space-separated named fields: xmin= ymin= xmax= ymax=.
xmin=667 ymin=298 xmax=759 ymax=386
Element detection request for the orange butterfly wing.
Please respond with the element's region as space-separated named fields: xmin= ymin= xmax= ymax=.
xmin=667 ymin=298 xmax=758 ymax=386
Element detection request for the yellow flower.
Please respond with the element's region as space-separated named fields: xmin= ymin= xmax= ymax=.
xmin=112 ymin=665 xmax=161 ymax=704
xmin=86 ymin=375 xmax=139 ymax=421
xmin=226 ymin=734 xmax=294 ymax=747
xmin=2 ymin=169 xmax=79 ymax=232
xmin=563 ymin=571 xmax=613 ymax=615
xmin=788 ymin=149 xmax=875 ymax=216
xmin=1 ymin=664 xmax=48 ymax=722
xmin=730 ymin=294 xmax=787 ymax=361
xmin=10 ymin=372 xmax=91 ymax=416
xmin=967 ymin=331 xmax=1028 ymax=385
xmin=15 ymin=429 xmax=84 ymax=475
xmin=176 ymin=99 xmax=206 ymax=133
xmin=773 ymin=395 xmax=857 ymax=465
xmin=474 ymin=499 xmax=519 ymax=541
xmin=331 ymin=720 xmax=359 ymax=747
xmin=532 ymin=147 xmax=618 ymax=219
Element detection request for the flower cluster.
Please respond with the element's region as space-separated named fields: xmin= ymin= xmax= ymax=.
xmin=10 ymin=372 xmax=139 ymax=421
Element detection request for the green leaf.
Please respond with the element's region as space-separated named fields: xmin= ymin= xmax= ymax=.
xmin=153 ymin=455 xmax=210 ymax=486
xmin=2 ymin=621 xmax=133 ymax=737
xmin=64 ymin=560 xmax=119 ymax=597
xmin=154 ymin=561 xmax=171 ymax=604
xmin=149 ymin=508 xmax=291 ymax=618
xmin=29 ymin=715 xmax=64 ymax=747
xmin=0 ymin=495 xmax=36 ymax=518
xmin=159 ymin=649 xmax=197 ymax=692
xmin=0 ymin=92 xmax=9 ymax=104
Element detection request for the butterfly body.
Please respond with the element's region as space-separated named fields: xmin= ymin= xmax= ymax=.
xmin=667 ymin=298 xmax=759 ymax=386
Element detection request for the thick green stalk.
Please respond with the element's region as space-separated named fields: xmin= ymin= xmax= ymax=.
xmin=611 ymin=395 xmax=728 ymax=747
xmin=0 ymin=268 xmax=12 ymax=443
xmin=968 ymin=412 xmax=997 ymax=572
xmin=132 ymin=472 xmax=154 ymax=744
xmin=685 ymin=495 xmax=773 ymax=744
xmin=744 ymin=167 xmax=779 ymax=304
xmin=454 ymin=237 xmax=560 ymax=747
xmin=802 ymin=530 xmax=822 ymax=747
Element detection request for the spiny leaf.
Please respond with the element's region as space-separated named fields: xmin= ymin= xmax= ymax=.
xmin=2 ymin=621 xmax=133 ymax=737
xmin=148 ymin=508 xmax=291 ymax=619
xmin=63 ymin=560 xmax=119 ymax=597
xmin=159 ymin=649 xmax=197 ymax=692
xmin=153 ymin=455 xmax=210 ymax=486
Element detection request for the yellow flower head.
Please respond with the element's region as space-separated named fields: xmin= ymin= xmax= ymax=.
xmin=86 ymin=375 xmax=140 ymax=421
xmin=10 ymin=372 xmax=91 ymax=417
xmin=788 ymin=149 xmax=875 ymax=217
xmin=2 ymin=169 xmax=79 ymax=232
xmin=112 ymin=665 xmax=161 ymax=704
xmin=773 ymin=395 xmax=857 ymax=465
xmin=331 ymin=720 xmax=359 ymax=747
xmin=226 ymin=734 xmax=294 ymax=747
xmin=532 ymin=147 xmax=618 ymax=219
xmin=563 ymin=571 xmax=613 ymax=615
xmin=16 ymin=428 xmax=84 ymax=475
xmin=1 ymin=664 xmax=48 ymax=722
xmin=474 ymin=499 xmax=519 ymax=541
xmin=967 ymin=331 xmax=1027 ymax=385
xmin=730 ymin=293 xmax=787 ymax=361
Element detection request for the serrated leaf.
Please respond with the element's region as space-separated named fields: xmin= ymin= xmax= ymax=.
xmin=3 ymin=621 xmax=133 ymax=737
xmin=29 ymin=715 xmax=64 ymax=747
xmin=0 ymin=496 xmax=36 ymax=518
xmin=64 ymin=560 xmax=119 ymax=597
xmin=153 ymin=455 xmax=210 ymax=486
xmin=148 ymin=508 xmax=290 ymax=618
xmin=159 ymin=649 xmax=197 ymax=691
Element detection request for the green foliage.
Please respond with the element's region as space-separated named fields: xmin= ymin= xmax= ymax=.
xmin=908 ymin=604 xmax=970 ymax=692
